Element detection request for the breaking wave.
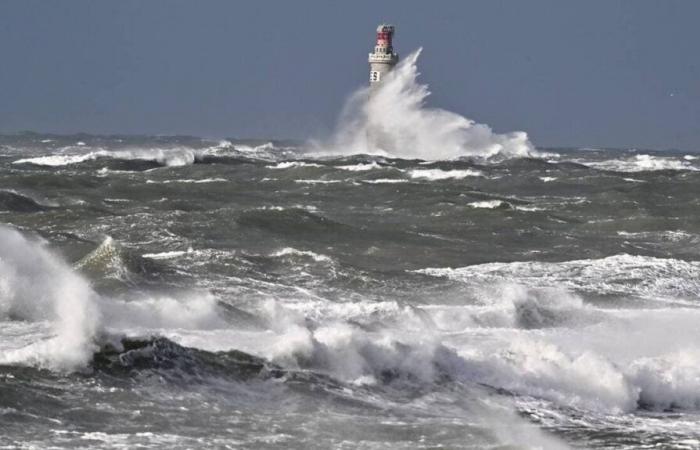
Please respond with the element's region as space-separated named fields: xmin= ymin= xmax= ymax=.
xmin=0 ymin=228 xmax=226 ymax=371
xmin=11 ymin=141 xmax=275 ymax=168
xmin=4 ymin=227 xmax=700 ymax=417
xmin=468 ymin=200 xmax=511 ymax=209
xmin=236 ymin=280 xmax=700 ymax=414
xmin=319 ymin=49 xmax=536 ymax=160
xmin=0 ymin=227 xmax=99 ymax=370
xmin=14 ymin=148 xmax=198 ymax=167
xmin=408 ymin=168 xmax=483 ymax=180
xmin=579 ymin=154 xmax=700 ymax=172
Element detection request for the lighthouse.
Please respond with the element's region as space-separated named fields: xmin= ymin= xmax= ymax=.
xmin=368 ymin=24 xmax=399 ymax=87
xmin=365 ymin=24 xmax=399 ymax=150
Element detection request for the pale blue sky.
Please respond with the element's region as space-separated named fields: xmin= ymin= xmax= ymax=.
xmin=0 ymin=0 xmax=698 ymax=150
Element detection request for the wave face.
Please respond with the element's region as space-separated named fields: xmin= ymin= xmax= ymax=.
xmin=319 ymin=49 xmax=535 ymax=160
xmin=1 ymin=133 xmax=700 ymax=449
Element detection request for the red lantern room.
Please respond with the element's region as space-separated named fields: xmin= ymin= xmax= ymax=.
xmin=368 ymin=24 xmax=399 ymax=85
xmin=375 ymin=24 xmax=395 ymax=50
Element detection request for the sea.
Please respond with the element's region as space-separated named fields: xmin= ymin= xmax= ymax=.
xmin=1 ymin=51 xmax=700 ymax=449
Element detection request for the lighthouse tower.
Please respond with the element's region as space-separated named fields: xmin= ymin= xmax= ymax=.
xmin=368 ymin=24 xmax=399 ymax=87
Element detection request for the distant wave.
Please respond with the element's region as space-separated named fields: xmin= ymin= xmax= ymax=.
xmin=408 ymin=168 xmax=483 ymax=180
xmin=14 ymin=148 xmax=197 ymax=167
xmin=12 ymin=141 xmax=277 ymax=168
xmin=576 ymin=154 xmax=700 ymax=172
xmin=468 ymin=200 xmax=511 ymax=209
xmin=270 ymin=247 xmax=332 ymax=263
xmin=267 ymin=161 xmax=323 ymax=169
xmin=336 ymin=162 xmax=384 ymax=171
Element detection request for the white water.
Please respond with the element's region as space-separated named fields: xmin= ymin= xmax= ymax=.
xmin=155 ymin=250 xmax=700 ymax=416
xmin=14 ymin=148 xmax=198 ymax=167
xmin=417 ymin=254 xmax=700 ymax=304
xmin=320 ymin=49 xmax=535 ymax=160
xmin=408 ymin=168 xmax=483 ymax=180
xmin=337 ymin=162 xmax=385 ymax=171
xmin=268 ymin=161 xmax=323 ymax=169
xmin=179 ymin=276 xmax=700 ymax=416
xmin=468 ymin=200 xmax=509 ymax=209
xmin=360 ymin=178 xmax=408 ymax=184
xmin=146 ymin=178 xmax=228 ymax=184
xmin=270 ymin=247 xmax=332 ymax=263
xmin=11 ymin=140 xmax=245 ymax=168
xmin=4 ymin=224 xmax=700 ymax=425
xmin=0 ymin=230 xmax=228 ymax=371
xmin=0 ymin=227 xmax=99 ymax=370
xmin=576 ymin=154 xmax=700 ymax=172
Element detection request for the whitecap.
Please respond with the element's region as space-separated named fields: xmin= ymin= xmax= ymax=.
xmin=267 ymin=161 xmax=323 ymax=169
xmin=270 ymin=247 xmax=331 ymax=262
xmin=469 ymin=200 xmax=508 ymax=209
xmin=294 ymin=179 xmax=342 ymax=184
xmin=361 ymin=178 xmax=409 ymax=184
xmin=337 ymin=162 xmax=383 ymax=171
xmin=580 ymin=154 xmax=698 ymax=172
xmin=409 ymin=168 xmax=483 ymax=180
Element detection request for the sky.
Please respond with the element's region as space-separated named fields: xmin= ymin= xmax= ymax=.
xmin=0 ymin=0 xmax=698 ymax=151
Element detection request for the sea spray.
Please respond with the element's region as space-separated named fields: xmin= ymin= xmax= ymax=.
xmin=0 ymin=227 xmax=100 ymax=371
xmin=0 ymin=230 xmax=230 ymax=370
xmin=322 ymin=49 xmax=535 ymax=160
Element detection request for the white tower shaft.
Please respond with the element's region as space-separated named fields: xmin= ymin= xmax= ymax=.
xmin=368 ymin=24 xmax=399 ymax=86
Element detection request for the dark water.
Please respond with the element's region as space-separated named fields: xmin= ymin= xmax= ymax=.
xmin=1 ymin=133 xmax=700 ymax=449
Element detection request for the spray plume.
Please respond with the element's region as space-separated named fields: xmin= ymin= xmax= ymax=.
xmin=324 ymin=48 xmax=535 ymax=160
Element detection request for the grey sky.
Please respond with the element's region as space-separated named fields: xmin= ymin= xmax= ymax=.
xmin=0 ymin=0 xmax=698 ymax=151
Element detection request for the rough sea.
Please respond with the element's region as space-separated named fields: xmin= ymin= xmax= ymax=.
xmin=2 ymin=52 xmax=700 ymax=449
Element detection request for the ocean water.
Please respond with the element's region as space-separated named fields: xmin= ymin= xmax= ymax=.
xmin=2 ymin=51 xmax=700 ymax=449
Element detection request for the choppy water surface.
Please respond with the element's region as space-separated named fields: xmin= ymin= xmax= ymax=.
xmin=1 ymin=132 xmax=699 ymax=449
